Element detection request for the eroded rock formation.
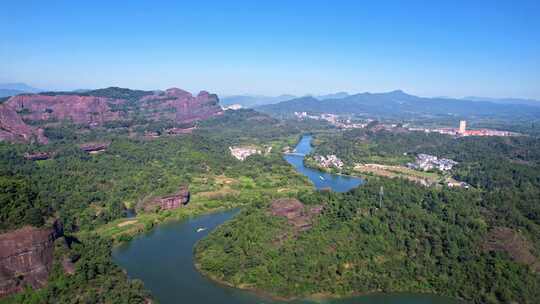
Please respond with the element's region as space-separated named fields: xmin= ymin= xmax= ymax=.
xmin=0 ymin=222 xmax=63 ymax=298
xmin=24 ymin=152 xmax=52 ymax=161
xmin=269 ymin=198 xmax=323 ymax=232
xmin=140 ymin=88 xmax=223 ymax=122
xmin=143 ymin=186 xmax=190 ymax=212
xmin=0 ymin=87 xmax=222 ymax=144
xmin=79 ymin=142 xmax=110 ymax=153
xmin=0 ymin=104 xmax=48 ymax=144
xmin=6 ymin=94 xmax=123 ymax=126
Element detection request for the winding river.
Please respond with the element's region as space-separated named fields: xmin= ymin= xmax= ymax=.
xmin=113 ymin=135 xmax=463 ymax=304
xmin=283 ymin=135 xmax=363 ymax=192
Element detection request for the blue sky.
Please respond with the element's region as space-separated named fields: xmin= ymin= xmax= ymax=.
xmin=1 ymin=0 xmax=539 ymax=98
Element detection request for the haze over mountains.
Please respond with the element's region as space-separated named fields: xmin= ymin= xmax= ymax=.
xmin=2 ymin=83 xmax=540 ymax=120
xmin=220 ymin=94 xmax=296 ymax=107
xmin=0 ymin=83 xmax=43 ymax=97
xmin=256 ymin=90 xmax=540 ymax=119
xmin=223 ymin=90 xmax=540 ymax=112
xmin=463 ymin=96 xmax=540 ymax=107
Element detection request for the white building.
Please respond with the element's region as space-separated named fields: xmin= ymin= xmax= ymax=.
xmin=229 ymin=146 xmax=261 ymax=161
xmin=408 ymin=154 xmax=458 ymax=172
xmin=223 ymin=104 xmax=243 ymax=110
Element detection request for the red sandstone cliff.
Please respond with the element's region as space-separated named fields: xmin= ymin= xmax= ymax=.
xmin=6 ymin=94 xmax=123 ymax=126
xmin=0 ymin=104 xmax=48 ymax=144
xmin=142 ymin=186 xmax=190 ymax=212
xmin=0 ymin=87 xmax=222 ymax=144
xmin=140 ymin=88 xmax=223 ymax=123
xmin=0 ymin=223 xmax=62 ymax=298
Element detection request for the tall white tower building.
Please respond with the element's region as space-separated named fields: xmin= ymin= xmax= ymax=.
xmin=459 ymin=120 xmax=467 ymax=134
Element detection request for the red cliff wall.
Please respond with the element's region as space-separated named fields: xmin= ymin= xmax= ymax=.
xmin=143 ymin=186 xmax=190 ymax=211
xmin=0 ymin=104 xmax=48 ymax=144
xmin=0 ymin=225 xmax=61 ymax=298
xmin=0 ymin=87 xmax=222 ymax=144
xmin=140 ymin=88 xmax=223 ymax=123
xmin=6 ymin=94 xmax=123 ymax=125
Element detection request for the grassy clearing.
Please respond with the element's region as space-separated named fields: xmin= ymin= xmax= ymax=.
xmin=354 ymin=163 xmax=443 ymax=185
xmin=89 ymin=172 xmax=313 ymax=242
xmin=90 ymin=196 xmax=244 ymax=242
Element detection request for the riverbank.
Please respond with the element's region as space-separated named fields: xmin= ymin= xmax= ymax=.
xmin=194 ymin=237 xmax=466 ymax=304
xmin=91 ymin=188 xmax=310 ymax=243
xmin=193 ymin=262 xmax=296 ymax=302
xmin=193 ymin=260 xmax=415 ymax=303
xmin=283 ymin=135 xmax=363 ymax=193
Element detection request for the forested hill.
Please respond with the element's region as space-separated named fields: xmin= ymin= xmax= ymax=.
xmin=256 ymin=90 xmax=540 ymax=119
xmin=195 ymin=129 xmax=540 ymax=304
xmin=0 ymin=109 xmax=329 ymax=303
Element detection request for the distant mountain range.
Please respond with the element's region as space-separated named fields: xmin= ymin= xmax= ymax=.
xmin=316 ymin=92 xmax=350 ymax=100
xmin=221 ymin=92 xmax=354 ymax=108
xmin=463 ymin=96 xmax=540 ymax=107
xmin=0 ymin=83 xmax=43 ymax=98
xmin=220 ymin=95 xmax=297 ymax=107
xmin=256 ymin=90 xmax=540 ymax=119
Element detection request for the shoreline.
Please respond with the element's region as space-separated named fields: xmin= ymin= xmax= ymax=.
xmin=94 ymin=202 xmax=245 ymax=245
xmin=112 ymin=189 xmax=465 ymax=304
xmin=193 ymin=261 xmax=301 ymax=302
xmin=193 ymin=260 xmax=464 ymax=303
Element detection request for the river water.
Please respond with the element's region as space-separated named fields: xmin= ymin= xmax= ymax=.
xmin=283 ymin=135 xmax=363 ymax=192
xmin=113 ymin=135 xmax=464 ymax=304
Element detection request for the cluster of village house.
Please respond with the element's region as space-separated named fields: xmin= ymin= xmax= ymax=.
xmin=229 ymin=146 xmax=261 ymax=160
xmin=407 ymin=153 xmax=458 ymax=172
xmin=313 ymin=154 xmax=344 ymax=169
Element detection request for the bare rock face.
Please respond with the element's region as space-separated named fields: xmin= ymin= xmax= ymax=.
xmin=0 ymin=104 xmax=48 ymax=144
xmin=483 ymin=227 xmax=540 ymax=272
xmin=140 ymin=88 xmax=223 ymax=123
xmin=0 ymin=87 xmax=222 ymax=144
xmin=24 ymin=152 xmax=52 ymax=161
xmin=79 ymin=142 xmax=110 ymax=153
xmin=143 ymin=186 xmax=190 ymax=212
xmin=270 ymin=198 xmax=323 ymax=232
xmin=6 ymin=94 xmax=123 ymax=126
xmin=0 ymin=223 xmax=63 ymax=298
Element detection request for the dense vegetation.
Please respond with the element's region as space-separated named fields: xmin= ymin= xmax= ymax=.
xmin=196 ymin=128 xmax=540 ymax=304
xmin=0 ymin=110 xmax=328 ymax=303
xmin=313 ymin=128 xmax=540 ymax=248
xmin=0 ymin=110 xmax=320 ymax=233
xmin=4 ymin=235 xmax=149 ymax=304
xmin=40 ymin=87 xmax=153 ymax=101
xmin=2 ymin=102 xmax=540 ymax=303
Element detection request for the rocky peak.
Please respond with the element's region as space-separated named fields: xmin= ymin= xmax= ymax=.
xmin=269 ymin=198 xmax=323 ymax=232
xmin=165 ymin=88 xmax=192 ymax=98
xmin=197 ymin=90 xmax=210 ymax=98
